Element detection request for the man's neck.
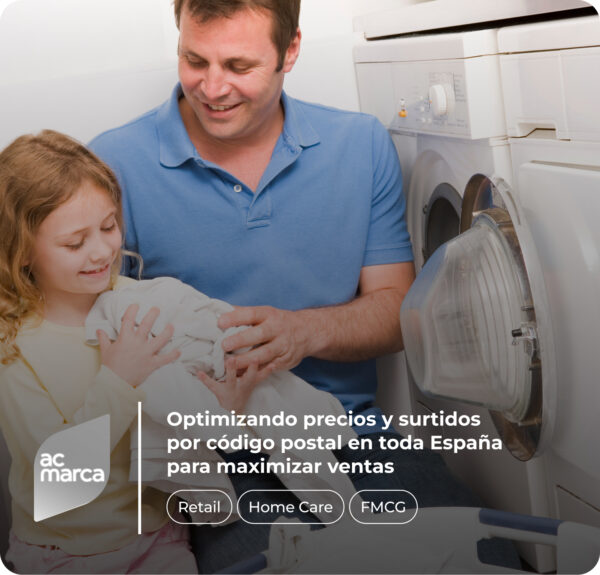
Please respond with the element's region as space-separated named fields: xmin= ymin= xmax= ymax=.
xmin=179 ymin=97 xmax=284 ymax=192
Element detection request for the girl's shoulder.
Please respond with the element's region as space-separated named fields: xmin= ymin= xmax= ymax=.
xmin=14 ymin=315 xmax=43 ymax=340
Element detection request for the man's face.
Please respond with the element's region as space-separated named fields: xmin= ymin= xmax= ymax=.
xmin=178 ymin=7 xmax=300 ymax=144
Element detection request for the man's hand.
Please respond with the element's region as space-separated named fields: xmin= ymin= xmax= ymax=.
xmin=217 ymin=306 xmax=313 ymax=378
xmin=216 ymin=262 xmax=415 ymax=382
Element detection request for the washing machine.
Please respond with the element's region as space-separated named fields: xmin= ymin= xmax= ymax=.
xmin=354 ymin=23 xmax=556 ymax=572
xmin=497 ymin=12 xmax=600 ymax=532
xmin=395 ymin=11 xmax=600 ymax=571
xmin=355 ymin=24 xmax=512 ymax=417
xmin=354 ymin=6 xmax=600 ymax=571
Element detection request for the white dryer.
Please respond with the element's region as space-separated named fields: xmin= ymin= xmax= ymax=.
xmin=498 ymin=14 xmax=600 ymax=532
xmin=354 ymin=25 xmax=557 ymax=572
xmin=354 ymin=9 xmax=600 ymax=571
xmin=355 ymin=27 xmax=512 ymax=428
xmin=397 ymin=11 xmax=600 ymax=570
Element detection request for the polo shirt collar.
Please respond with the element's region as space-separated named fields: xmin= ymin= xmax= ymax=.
xmin=280 ymin=91 xmax=320 ymax=150
xmin=157 ymin=84 xmax=197 ymax=168
xmin=156 ymin=85 xmax=320 ymax=167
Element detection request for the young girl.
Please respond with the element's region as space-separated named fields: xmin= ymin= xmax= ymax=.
xmin=0 ymin=130 xmax=357 ymax=573
xmin=0 ymin=130 xmax=209 ymax=573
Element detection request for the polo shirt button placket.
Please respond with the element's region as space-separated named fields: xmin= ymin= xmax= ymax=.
xmin=233 ymin=184 xmax=243 ymax=193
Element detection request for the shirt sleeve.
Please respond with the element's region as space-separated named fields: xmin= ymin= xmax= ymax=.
xmin=363 ymin=118 xmax=414 ymax=267
xmin=0 ymin=362 xmax=144 ymax=464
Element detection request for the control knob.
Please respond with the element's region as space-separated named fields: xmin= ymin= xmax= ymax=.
xmin=428 ymin=83 xmax=455 ymax=117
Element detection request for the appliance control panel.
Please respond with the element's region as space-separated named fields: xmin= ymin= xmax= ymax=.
xmin=393 ymin=70 xmax=465 ymax=131
xmin=388 ymin=57 xmax=506 ymax=139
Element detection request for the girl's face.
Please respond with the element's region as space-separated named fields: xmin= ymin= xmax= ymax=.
xmin=28 ymin=181 xmax=122 ymax=310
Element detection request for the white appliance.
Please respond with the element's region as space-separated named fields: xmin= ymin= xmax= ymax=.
xmin=355 ymin=7 xmax=600 ymax=572
xmin=354 ymin=27 xmax=555 ymax=572
xmin=498 ymin=13 xmax=600 ymax=534
xmin=358 ymin=0 xmax=592 ymax=40
xmin=356 ymin=26 xmax=513 ymax=439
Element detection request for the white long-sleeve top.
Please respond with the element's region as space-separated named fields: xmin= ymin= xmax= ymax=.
xmin=0 ymin=308 xmax=166 ymax=555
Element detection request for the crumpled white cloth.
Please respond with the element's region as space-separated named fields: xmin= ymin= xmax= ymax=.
xmin=85 ymin=277 xmax=357 ymax=523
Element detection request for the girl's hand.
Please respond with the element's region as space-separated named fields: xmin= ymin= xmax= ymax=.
xmin=198 ymin=362 xmax=259 ymax=413
xmin=97 ymin=304 xmax=180 ymax=387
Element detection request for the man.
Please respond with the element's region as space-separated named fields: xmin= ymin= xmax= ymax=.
xmin=90 ymin=0 xmax=484 ymax=571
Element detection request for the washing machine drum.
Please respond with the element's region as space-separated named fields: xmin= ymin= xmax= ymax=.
xmin=400 ymin=176 xmax=556 ymax=461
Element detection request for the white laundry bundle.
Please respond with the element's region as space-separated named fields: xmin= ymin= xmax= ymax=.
xmin=85 ymin=277 xmax=357 ymax=524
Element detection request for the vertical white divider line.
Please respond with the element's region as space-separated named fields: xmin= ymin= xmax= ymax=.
xmin=138 ymin=401 xmax=142 ymax=535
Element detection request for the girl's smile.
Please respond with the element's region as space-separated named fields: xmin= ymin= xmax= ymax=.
xmin=79 ymin=263 xmax=111 ymax=277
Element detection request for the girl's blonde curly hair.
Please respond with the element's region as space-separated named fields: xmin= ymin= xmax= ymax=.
xmin=0 ymin=130 xmax=124 ymax=364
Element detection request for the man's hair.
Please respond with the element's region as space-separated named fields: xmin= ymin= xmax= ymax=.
xmin=174 ymin=0 xmax=300 ymax=71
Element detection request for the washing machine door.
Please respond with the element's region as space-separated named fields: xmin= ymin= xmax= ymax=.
xmin=400 ymin=175 xmax=557 ymax=461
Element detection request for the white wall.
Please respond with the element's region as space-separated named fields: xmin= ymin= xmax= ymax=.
xmin=0 ymin=0 xmax=429 ymax=150
xmin=0 ymin=0 xmax=180 ymax=148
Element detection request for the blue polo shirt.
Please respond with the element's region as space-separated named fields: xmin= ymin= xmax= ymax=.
xmin=90 ymin=84 xmax=413 ymax=433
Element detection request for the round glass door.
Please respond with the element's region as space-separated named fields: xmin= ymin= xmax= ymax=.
xmin=400 ymin=175 xmax=556 ymax=460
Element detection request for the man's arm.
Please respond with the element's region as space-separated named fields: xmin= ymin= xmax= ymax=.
xmin=218 ymin=261 xmax=415 ymax=379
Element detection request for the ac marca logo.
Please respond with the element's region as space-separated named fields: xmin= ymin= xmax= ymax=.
xmin=34 ymin=415 xmax=110 ymax=521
